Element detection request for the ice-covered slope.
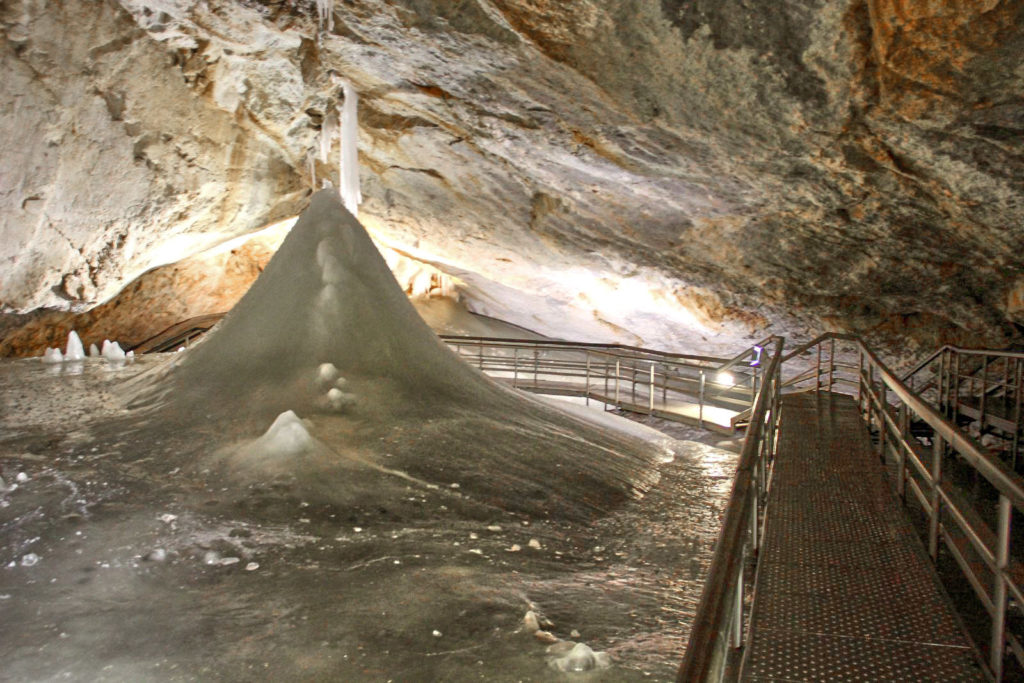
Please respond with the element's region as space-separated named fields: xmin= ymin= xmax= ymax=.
xmin=135 ymin=190 xmax=658 ymax=521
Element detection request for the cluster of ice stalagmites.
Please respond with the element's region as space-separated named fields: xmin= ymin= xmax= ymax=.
xmin=41 ymin=331 xmax=134 ymax=365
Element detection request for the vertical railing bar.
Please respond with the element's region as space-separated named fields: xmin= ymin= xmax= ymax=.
xmin=663 ymin=363 xmax=669 ymax=406
xmin=992 ymin=494 xmax=1011 ymax=680
xmin=953 ymin=351 xmax=961 ymax=426
xmin=699 ymin=370 xmax=706 ymax=429
xmin=648 ymin=363 xmax=655 ymax=413
xmin=632 ymin=363 xmax=637 ymax=404
xmin=615 ymin=359 xmax=621 ymax=406
xmin=898 ymin=403 xmax=909 ymax=501
xmin=513 ymin=347 xmax=518 ymax=388
xmin=828 ymin=336 xmax=835 ymax=392
xmin=981 ymin=354 xmax=989 ymax=439
xmin=929 ymin=435 xmax=944 ymax=560
xmin=878 ymin=382 xmax=887 ymax=463
xmin=604 ymin=357 xmax=609 ymax=411
xmin=816 ymin=342 xmax=822 ymax=391
xmin=731 ymin=546 xmax=745 ymax=649
xmin=585 ymin=351 xmax=591 ymax=406
xmin=1014 ymin=359 xmax=1022 ymax=471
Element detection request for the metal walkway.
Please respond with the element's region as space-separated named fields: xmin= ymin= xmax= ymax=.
xmin=742 ymin=392 xmax=984 ymax=681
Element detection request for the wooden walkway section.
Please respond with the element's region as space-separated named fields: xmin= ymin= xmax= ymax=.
xmin=742 ymin=393 xmax=985 ymax=681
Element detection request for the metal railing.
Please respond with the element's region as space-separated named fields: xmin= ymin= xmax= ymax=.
xmin=441 ymin=336 xmax=764 ymax=433
xmin=905 ymin=346 xmax=1024 ymax=469
xmin=675 ymin=338 xmax=785 ymax=681
xmin=782 ymin=334 xmax=1024 ymax=681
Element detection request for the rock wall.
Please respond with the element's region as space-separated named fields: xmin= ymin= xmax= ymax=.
xmin=2 ymin=0 xmax=1022 ymax=356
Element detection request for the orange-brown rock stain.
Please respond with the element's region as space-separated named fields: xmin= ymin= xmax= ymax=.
xmin=865 ymin=0 xmax=1017 ymax=118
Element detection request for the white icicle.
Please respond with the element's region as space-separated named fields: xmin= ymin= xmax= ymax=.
xmin=315 ymin=0 xmax=334 ymax=34
xmin=319 ymin=109 xmax=338 ymax=166
xmin=338 ymin=81 xmax=361 ymax=216
xmin=307 ymin=151 xmax=317 ymax=188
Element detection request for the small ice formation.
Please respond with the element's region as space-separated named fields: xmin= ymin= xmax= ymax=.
xmin=88 ymin=343 xmax=100 ymax=358
xmin=253 ymin=411 xmax=316 ymax=458
xmin=41 ymin=347 xmax=63 ymax=364
xmin=547 ymin=641 xmax=611 ymax=673
xmin=102 ymin=340 xmax=126 ymax=362
xmin=133 ymin=190 xmax=659 ymax=521
xmin=65 ymin=331 xmax=86 ymax=361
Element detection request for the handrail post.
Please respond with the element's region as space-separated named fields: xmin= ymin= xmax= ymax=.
xmin=513 ymin=347 xmax=518 ymax=388
xmin=1014 ymin=358 xmax=1022 ymax=470
xmin=604 ymin=358 xmax=609 ymax=410
xmin=585 ymin=351 xmax=591 ymax=406
xmin=952 ymin=352 xmax=961 ymax=425
xmin=731 ymin=546 xmax=745 ymax=649
xmin=858 ymin=347 xmax=865 ymax=415
xmin=816 ymin=342 xmax=822 ymax=391
xmin=877 ymin=382 xmax=887 ymax=463
xmin=632 ymin=363 xmax=637 ymax=403
xmin=827 ymin=336 xmax=835 ymax=392
xmin=992 ymin=494 xmax=1011 ymax=679
xmin=663 ymin=364 xmax=669 ymax=405
xmin=897 ymin=403 xmax=909 ymax=501
xmin=533 ymin=348 xmax=539 ymax=386
xmin=938 ymin=348 xmax=947 ymax=416
xmin=928 ymin=435 xmax=944 ymax=560
xmin=615 ymin=359 xmax=621 ymax=405
xmin=980 ymin=354 xmax=989 ymax=438
xmin=699 ymin=370 xmax=706 ymax=429
xmin=649 ymin=363 xmax=655 ymax=413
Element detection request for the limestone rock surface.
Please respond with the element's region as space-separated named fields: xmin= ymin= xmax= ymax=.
xmin=2 ymin=0 xmax=1022 ymax=355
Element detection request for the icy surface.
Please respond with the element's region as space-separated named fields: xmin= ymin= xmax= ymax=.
xmin=0 ymin=355 xmax=738 ymax=681
xmin=0 ymin=193 xmax=741 ymax=681
xmin=41 ymin=347 xmax=62 ymax=364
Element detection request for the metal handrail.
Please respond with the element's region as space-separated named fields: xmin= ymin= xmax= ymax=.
xmin=676 ymin=338 xmax=785 ymax=682
xmin=790 ymin=334 xmax=1024 ymax=680
xmin=439 ymin=334 xmax=729 ymax=365
xmin=443 ymin=336 xmax=760 ymax=432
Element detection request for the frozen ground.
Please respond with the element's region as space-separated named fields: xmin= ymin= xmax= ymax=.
xmin=0 ymin=193 xmax=739 ymax=681
xmin=0 ymin=357 xmax=736 ymax=681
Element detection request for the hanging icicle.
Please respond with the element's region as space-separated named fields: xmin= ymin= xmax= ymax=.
xmin=306 ymin=150 xmax=317 ymax=189
xmin=315 ymin=0 xmax=334 ymax=35
xmin=338 ymin=81 xmax=361 ymax=216
xmin=319 ymin=108 xmax=338 ymax=165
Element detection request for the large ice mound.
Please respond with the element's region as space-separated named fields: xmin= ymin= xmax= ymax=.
xmin=132 ymin=191 xmax=659 ymax=521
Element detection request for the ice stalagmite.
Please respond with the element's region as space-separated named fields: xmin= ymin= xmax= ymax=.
xmin=137 ymin=191 xmax=658 ymax=522
xmin=65 ymin=331 xmax=85 ymax=361
xmin=338 ymin=81 xmax=361 ymax=216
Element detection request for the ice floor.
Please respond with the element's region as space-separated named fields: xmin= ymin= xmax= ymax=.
xmin=0 ymin=194 xmax=739 ymax=681
xmin=0 ymin=357 xmax=736 ymax=681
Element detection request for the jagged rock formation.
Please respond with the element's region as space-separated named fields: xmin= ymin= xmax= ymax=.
xmin=2 ymin=0 xmax=1022 ymax=354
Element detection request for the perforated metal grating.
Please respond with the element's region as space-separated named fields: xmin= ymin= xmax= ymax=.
xmin=742 ymin=393 xmax=984 ymax=681
xmin=745 ymin=630 xmax=983 ymax=682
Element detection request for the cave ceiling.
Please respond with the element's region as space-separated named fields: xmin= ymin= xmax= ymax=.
xmin=2 ymin=0 xmax=1023 ymax=355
